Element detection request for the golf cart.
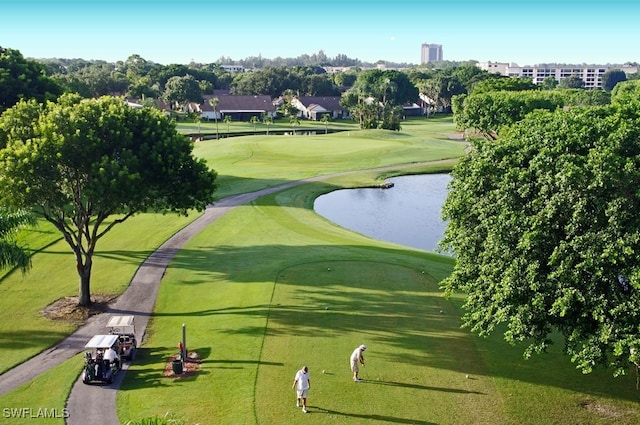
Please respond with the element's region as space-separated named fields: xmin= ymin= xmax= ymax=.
xmin=82 ymin=334 xmax=121 ymax=385
xmin=107 ymin=315 xmax=137 ymax=361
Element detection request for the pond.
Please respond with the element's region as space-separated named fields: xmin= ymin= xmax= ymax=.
xmin=313 ymin=174 xmax=451 ymax=253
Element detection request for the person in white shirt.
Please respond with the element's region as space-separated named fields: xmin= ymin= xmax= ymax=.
xmin=350 ymin=344 xmax=366 ymax=382
xmin=104 ymin=346 xmax=119 ymax=369
xmin=292 ymin=366 xmax=310 ymax=413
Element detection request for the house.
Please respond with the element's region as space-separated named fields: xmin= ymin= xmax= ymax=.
xmin=291 ymin=96 xmax=349 ymax=121
xmin=201 ymin=94 xmax=277 ymax=121
xmin=402 ymin=102 xmax=423 ymax=117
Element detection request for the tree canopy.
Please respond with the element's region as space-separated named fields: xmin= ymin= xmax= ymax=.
xmin=0 ymin=94 xmax=217 ymax=305
xmin=441 ymin=103 xmax=640 ymax=376
xmin=0 ymin=46 xmax=62 ymax=112
xmin=602 ymin=69 xmax=627 ymax=92
xmin=453 ymin=89 xmax=610 ymax=139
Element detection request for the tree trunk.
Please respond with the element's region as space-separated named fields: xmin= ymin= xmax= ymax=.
xmin=77 ymin=261 xmax=92 ymax=306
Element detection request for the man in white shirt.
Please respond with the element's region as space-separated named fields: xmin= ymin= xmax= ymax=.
xmin=292 ymin=366 xmax=310 ymax=413
xmin=350 ymin=344 xmax=366 ymax=382
xmin=104 ymin=346 xmax=119 ymax=369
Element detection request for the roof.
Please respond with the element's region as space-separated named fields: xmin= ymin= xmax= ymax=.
xmin=85 ymin=335 xmax=120 ymax=349
xmin=295 ymin=96 xmax=343 ymax=111
xmin=107 ymin=315 xmax=135 ymax=328
xmin=202 ymin=94 xmax=276 ymax=112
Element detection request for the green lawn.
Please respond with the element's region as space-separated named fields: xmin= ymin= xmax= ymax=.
xmin=1 ymin=116 xmax=638 ymax=424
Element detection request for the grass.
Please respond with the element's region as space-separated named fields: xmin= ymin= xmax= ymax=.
xmin=192 ymin=115 xmax=465 ymax=198
xmin=1 ymin=116 xmax=639 ymax=424
xmin=0 ymin=213 xmax=197 ymax=374
xmin=116 ymin=171 xmax=640 ymax=425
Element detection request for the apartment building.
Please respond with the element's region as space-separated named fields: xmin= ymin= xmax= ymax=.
xmin=477 ymin=62 xmax=638 ymax=89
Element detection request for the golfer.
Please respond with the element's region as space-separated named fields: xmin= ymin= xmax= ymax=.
xmin=292 ymin=366 xmax=310 ymax=413
xmin=350 ymin=344 xmax=366 ymax=382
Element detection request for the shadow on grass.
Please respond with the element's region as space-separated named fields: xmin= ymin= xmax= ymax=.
xmin=0 ymin=329 xmax=71 ymax=350
xmin=364 ymin=379 xmax=484 ymax=395
xmin=153 ymin=243 xmax=640 ymax=403
xmin=310 ymin=405 xmax=435 ymax=424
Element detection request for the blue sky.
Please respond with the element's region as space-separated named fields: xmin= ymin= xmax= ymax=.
xmin=2 ymin=1 xmax=638 ymax=66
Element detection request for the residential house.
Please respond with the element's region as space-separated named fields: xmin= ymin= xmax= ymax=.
xmin=201 ymin=94 xmax=277 ymax=121
xmin=291 ymin=96 xmax=349 ymax=121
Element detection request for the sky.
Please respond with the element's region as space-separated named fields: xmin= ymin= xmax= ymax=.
xmin=2 ymin=1 xmax=639 ymax=66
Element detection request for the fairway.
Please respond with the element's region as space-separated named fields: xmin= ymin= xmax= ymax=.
xmin=256 ymin=261 xmax=499 ymax=425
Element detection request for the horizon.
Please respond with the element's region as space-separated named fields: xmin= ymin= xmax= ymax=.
xmin=2 ymin=1 xmax=639 ymax=67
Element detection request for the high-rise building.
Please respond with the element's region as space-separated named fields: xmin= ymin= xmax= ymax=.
xmin=421 ymin=43 xmax=443 ymax=64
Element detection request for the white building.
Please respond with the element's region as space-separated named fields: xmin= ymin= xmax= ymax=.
xmin=421 ymin=43 xmax=443 ymax=64
xmin=477 ymin=62 xmax=638 ymax=89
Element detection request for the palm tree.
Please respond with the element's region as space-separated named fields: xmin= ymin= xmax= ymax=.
xmin=320 ymin=114 xmax=331 ymax=134
xmin=208 ymin=97 xmax=220 ymax=139
xmin=289 ymin=116 xmax=300 ymax=135
xmin=0 ymin=209 xmax=34 ymax=273
xmin=249 ymin=115 xmax=260 ymax=131
xmin=263 ymin=115 xmax=273 ymax=135
xmin=223 ymin=114 xmax=232 ymax=132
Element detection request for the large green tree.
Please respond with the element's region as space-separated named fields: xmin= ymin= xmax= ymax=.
xmin=0 ymin=46 xmax=62 ymax=112
xmin=601 ymin=69 xmax=627 ymax=92
xmin=453 ymin=89 xmax=610 ymax=139
xmin=163 ymin=74 xmax=203 ymax=107
xmin=441 ymin=104 xmax=640 ymax=376
xmin=0 ymin=94 xmax=217 ymax=306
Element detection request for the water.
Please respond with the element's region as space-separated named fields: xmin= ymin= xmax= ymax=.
xmin=313 ymin=174 xmax=451 ymax=252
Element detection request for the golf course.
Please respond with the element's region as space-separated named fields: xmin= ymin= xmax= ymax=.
xmin=1 ymin=116 xmax=639 ymax=424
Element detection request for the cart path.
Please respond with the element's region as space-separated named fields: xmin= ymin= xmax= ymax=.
xmin=0 ymin=161 xmax=449 ymax=425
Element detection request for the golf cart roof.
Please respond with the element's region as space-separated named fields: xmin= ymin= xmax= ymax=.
xmin=107 ymin=315 xmax=135 ymax=328
xmin=85 ymin=335 xmax=119 ymax=349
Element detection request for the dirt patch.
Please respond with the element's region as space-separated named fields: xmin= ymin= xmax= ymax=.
xmin=163 ymin=352 xmax=202 ymax=379
xmin=41 ymin=294 xmax=118 ymax=322
xmin=579 ymin=399 xmax=630 ymax=418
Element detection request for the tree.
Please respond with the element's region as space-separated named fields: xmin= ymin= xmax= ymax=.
xmin=416 ymin=73 xmax=464 ymax=113
xmin=163 ymin=75 xmax=202 ymax=108
xmin=289 ymin=116 xmax=300 ymax=135
xmin=470 ymin=76 xmax=537 ymax=94
xmin=441 ymin=104 xmax=640 ymax=376
xmin=0 ymin=94 xmax=217 ymax=306
xmin=223 ymin=114 xmax=232 ymax=132
xmin=249 ymin=115 xmax=260 ymax=131
xmin=262 ymin=114 xmax=272 ymax=135
xmin=559 ymin=75 xmax=585 ymax=89
xmin=209 ymin=97 xmax=220 ymax=138
xmin=453 ymin=90 xmax=563 ymax=139
xmin=540 ymin=76 xmax=559 ymax=90
xmin=0 ymin=46 xmax=62 ymax=112
xmin=611 ymin=80 xmax=640 ymax=112
xmin=453 ymin=89 xmax=609 ymax=139
xmin=602 ymin=69 xmax=627 ymax=92
xmin=320 ymin=113 xmax=330 ymax=134
xmin=0 ymin=209 xmax=34 ymax=272
xmin=342 ymin=69 xmax=417 ymax=129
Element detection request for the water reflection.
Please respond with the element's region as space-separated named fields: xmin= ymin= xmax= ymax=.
xmin=314 ymin=174 xmax=451 ymax=252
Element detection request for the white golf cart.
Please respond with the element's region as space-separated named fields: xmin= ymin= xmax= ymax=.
xmin=106 ymin=315 xmax=137 ymax=361
xmin=82 ymin=334 xmax=121 ymax=385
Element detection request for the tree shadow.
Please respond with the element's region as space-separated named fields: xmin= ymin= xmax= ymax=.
xmin=363 ymin=379 xmax=484 ymax=395
xmin=310 ymin=405 xmax=436 ymax=424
